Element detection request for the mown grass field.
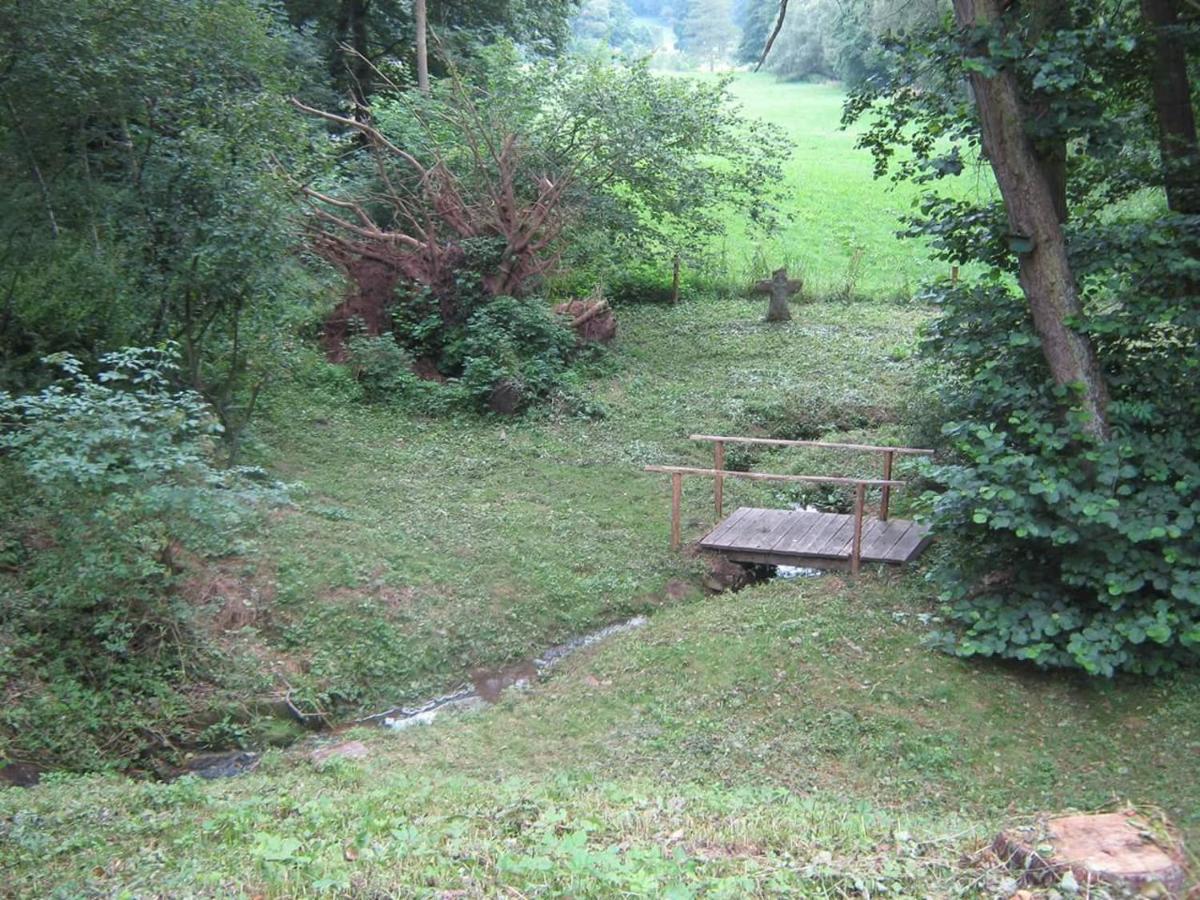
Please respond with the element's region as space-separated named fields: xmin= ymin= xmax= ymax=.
xmin=2 ymin=79 xmax=1197 ymax=896
xmin=718 ymin=74 xmax=994 ymax=295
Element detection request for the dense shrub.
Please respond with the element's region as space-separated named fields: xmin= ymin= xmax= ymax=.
xmin=922 ymin=276 xmax=1200 ymax=676
xmin=456 ymin=297 xmax=579 ymax=412
xmin=844 ymin=2 xmax=1200 ymax=676
xmin=0 ymin=347 xmax=275 ymax=767
xmin=346 ymin=298 xmax=583 ymax=415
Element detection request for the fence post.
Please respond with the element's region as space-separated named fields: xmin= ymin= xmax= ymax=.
xmin=671 ymin=472 xmax=683 ymax=550
xmin=713 ymin=440 xmax=725 ymax=520
xmin=851 ymin=481 xmax=866 ymax=576
xmin=880 ymin=450 xmax=894 ymax=521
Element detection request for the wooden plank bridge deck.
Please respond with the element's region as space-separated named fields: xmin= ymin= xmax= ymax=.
xmin=646 ymin=434 xmax=935 ymax=574
xmin=699 ymin=507 xmax=931 ymax=570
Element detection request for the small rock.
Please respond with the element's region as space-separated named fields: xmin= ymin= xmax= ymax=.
xmin=664 ymin=579 xmax=692 ymax=602
xmin=183 ymin=751 xmax=260 ymax=780
xmin=310 ymin=740 xmax=369 ymax=766
xmin=702 ymin=556 xmax=756 ymax=593
xmin=0 ymin=762 xmax=42 ymax=788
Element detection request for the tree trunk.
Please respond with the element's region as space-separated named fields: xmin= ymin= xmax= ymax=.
xmin=335 ymin=0 xmax=373 ymax=114
xmin=1140 ymin=0 xmax=1200 ymax=214
xmin=952 ymin=0 xmax=1111 ymax=439
xmin=415 ymin=0 xmax=429 ymax=93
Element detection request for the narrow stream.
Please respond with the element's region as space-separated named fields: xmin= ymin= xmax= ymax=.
xmin=360 ymin=615 xmax=650 ymax=731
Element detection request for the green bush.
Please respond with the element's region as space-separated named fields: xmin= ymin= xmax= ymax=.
xmin=456 ymin=297 xmax=578 ymax=413
xmin=921 ymin=279 xmax=1200 ymax=676
xmin=0 ymin=346 xmax=274 ymax=767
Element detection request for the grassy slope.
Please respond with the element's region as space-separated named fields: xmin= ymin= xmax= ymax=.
xmin=246 ymin=295 xmax=932 ymax=717
xmin=4 ymin=577 xmax=1197 ymax=895
xmin=2 ymin=80 xmax=1197 ymax=896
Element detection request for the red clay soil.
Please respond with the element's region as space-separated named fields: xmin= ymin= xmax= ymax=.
xmin=321 ymin=257 xmax=401 ymax=362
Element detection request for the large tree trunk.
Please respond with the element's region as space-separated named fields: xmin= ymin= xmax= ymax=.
xmin=415 ymin=0 xmax=430 ymax=93
xmin=952 ymin=0 xmax=1111 ymax=439
xmin=1140 ymin=0 xmax=1200 ymax=214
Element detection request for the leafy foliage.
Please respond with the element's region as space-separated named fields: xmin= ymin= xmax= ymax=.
xmin=846 ymin=1 xmax=1200 ymax=674
xmin=744 ymin=0 xmax=946 ymax=86
xmin=456 ymin=296 xmax=580 ymax=412
xmin=0 ymin=0 xmax=325 ymax=456
xmin=0 ymin=347 xmax=274 ymax=767
xmin=922 ymin=278 xmax=1200 ymax=675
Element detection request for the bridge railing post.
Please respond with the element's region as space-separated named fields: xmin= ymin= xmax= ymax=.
xmin=880 ymin=450 xmax=894 ymax=521
xmin=670 ymin=472 xmax=683 ymax=550
xmin=851 ymin=481 xmax=866 ymax=576
xmin=713 ymin=440 xmax=725 ymax=520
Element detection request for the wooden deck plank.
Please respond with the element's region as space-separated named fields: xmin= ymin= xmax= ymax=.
xmin=889 ymin=521 xmax=933 ymax=562
xmin=710 ymin=507 xmax=770 ymax=548
xmin=699 ymin=507 xmax=932 ymax=568
xmin=861 ymin=519 xmax=914 ymax=560
xmin=767 ymin=510 xmax=829 ymax=553
xmin=726 ymin=509 xmax=794 ymax=551
xmin=700 ymin=506 xmax=752 ymax=546
xmin=786 ymin=513 xmax=848 ymax=557
xmin=809 ymin=515 xmax=859 ymax=558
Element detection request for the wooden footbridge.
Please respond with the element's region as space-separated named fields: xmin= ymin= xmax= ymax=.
xmin=646 ymin=435 xmax=933 ymax=575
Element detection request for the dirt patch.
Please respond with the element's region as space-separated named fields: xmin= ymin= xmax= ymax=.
xmin=320 ymin=257 xmax=401 ymax=362
xmin=412 ymin=357 xmax=447 ymax=382
xmin=0 ymin=761 xmax=43 ymax=788
xmin=685 ymin=840 xmax=769 ymax=862
xmin=175 ymin=551 xmax=277 ymax=634
xmin=323 ymin=580 xmax=418 ymax=619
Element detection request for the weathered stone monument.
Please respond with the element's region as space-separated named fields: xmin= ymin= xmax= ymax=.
xmin=753 ymin=267 xmax=803 ymax=323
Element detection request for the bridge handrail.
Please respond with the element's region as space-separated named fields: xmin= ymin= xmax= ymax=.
xmin=647 ymin=437 xmax=932 ymax=572
xmin=689 ymin=434 xmax=933 ymax=455
xmin=685 ymin=434 xmax=931 ymax=528
xmin=642 ymin=465 xmax=903 ymax=488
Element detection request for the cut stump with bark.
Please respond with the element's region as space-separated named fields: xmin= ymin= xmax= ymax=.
xmin=553 ymin=299 xmax=617 ymax=344
xmin=753 ymin=268 xmax=802 ymax=323
xmin=994 ymin=811 xmax=1189 ymax=895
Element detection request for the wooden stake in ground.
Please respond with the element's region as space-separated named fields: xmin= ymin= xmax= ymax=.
xmin=753 ymin=268 xmax=802 ymax=323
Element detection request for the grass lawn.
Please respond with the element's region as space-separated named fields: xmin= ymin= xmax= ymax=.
xmin=717 ymin=74 xmax=995 ymax=296
xmin=245 ymin=293 xmax=933 ymax=718
xmin=2 ymin=80 xmax=1196 ymax=897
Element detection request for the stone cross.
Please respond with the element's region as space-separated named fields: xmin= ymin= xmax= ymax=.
xmin=753 ymin=267 xmax=803 ymax=323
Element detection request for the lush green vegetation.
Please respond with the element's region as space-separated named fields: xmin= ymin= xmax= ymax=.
xmin=1 ymin=0 xmax=1198 ymax=891
xmin=718 ymin=76 xmax=987 ymax=295
xmin=847 ymin=0 xmax=1200 ymax=675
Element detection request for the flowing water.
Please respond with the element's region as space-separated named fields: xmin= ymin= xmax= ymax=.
xmin=360 ymin=616 xmax=650 ymax=731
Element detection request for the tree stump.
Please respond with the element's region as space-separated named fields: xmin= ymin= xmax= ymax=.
xmin=553 ymin=299 xmax=616 ymax=344
xmin=993 ymin=811 xmax=1189 ymax=895
xmin=752 ymin=267 xmax=803 ymax=323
